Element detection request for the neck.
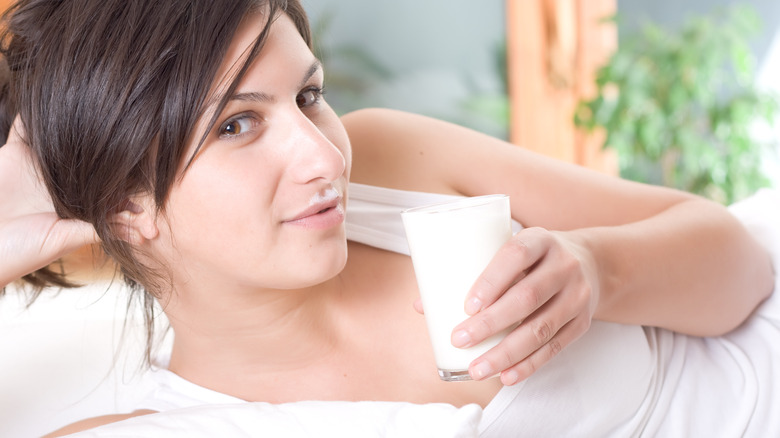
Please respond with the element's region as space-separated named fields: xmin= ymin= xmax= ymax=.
xmin=164 ymin=273 xmax=350 ymax=386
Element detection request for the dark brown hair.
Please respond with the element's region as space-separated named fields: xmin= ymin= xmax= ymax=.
xmin=0 ymin=0 xmax=312 ymax=364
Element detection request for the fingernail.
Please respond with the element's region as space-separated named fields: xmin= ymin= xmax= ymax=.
xmin=470 ymin=361 xmax=494 ymax=380
xmin=465 ymin=297 xmax=483 ymax=315
xmin=501 ymin=370 xmax=519 ymax=386
xmin=452 ymin=330 xmax=472 ymax=348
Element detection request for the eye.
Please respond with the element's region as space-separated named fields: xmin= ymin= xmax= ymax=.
xmin=218 ymin=113 xmax=258 ymax=138
xmin=296 ymin=87 xmax=325 ymax=108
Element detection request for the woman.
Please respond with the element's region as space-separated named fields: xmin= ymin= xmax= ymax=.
xmin=0 ymin=0 xmax=774 ymax=436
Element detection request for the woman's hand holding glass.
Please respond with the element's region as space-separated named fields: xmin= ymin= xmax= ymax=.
xmin=451 ymin=227 xmax=600 ymax=386
xmin=0 ymin=120 xmax=98 ymax=288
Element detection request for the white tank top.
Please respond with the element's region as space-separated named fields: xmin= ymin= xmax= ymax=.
xmin=137 ymin=184 xmax=780 ymax=437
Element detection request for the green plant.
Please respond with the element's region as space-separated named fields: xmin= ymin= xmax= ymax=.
xmin=575 ymin=5 xmax=779 ymax=204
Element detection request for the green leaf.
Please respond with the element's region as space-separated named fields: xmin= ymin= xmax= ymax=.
xmin=573 ymin=3 xmax=778 ymax=203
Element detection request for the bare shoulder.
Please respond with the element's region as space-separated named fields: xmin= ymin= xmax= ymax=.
xmin=340 ymin=108 xmax=694 ymax=230
xmin=42 ymin=410 xmax=157 ymax=437
xmin=341 ymin=108 xmax=469 ymax=195
xmin=341 ymin=108 xmax=531 ymax=197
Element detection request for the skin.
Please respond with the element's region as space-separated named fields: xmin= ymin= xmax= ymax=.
xmin=149 ymin=12 xmax=501 ymax=406
xmin=2 ymin=9 xmax=773 ymax=437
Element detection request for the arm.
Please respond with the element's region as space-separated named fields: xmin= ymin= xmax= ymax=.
xmin=42 ymin=410 xmax=156 ymax=437
xmin=0 ymin=122 xmax=98 ymax=289
xmin=448 ymin=132 xmax=772 ymax=336
xmin=344 ymin=108 xmax=774 ymax=380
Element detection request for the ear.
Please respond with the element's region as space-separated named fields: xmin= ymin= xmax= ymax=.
xmin=110 ymin=195 xmax=159 ymax=245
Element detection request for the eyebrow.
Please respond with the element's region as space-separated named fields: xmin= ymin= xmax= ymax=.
xmin=188 ymin=61 xmax=323 ymax=171
xmin=210 ymin=60 xmax=322 ymax=108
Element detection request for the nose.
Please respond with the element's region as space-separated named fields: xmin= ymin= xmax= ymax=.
xmin=282 ymin=113 xmax=346 ymax=185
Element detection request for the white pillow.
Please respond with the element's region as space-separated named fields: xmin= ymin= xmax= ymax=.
xmin=67 ymin=401 xmax=483 ymax=438
xmin=0 ymin=281 xmax=160 ymax=437
xmin=5 ymin=188 xmax=780 ymax=437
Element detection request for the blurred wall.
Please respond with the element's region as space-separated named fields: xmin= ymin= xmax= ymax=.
xmin=506 ymin=0 xmax=618 ymax=173
xmin=302 ymin=0 xmax=508 ymax=138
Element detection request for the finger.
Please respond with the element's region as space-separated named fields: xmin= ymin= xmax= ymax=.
xmin=47 ymin=218 xmax=101 ymax=257
xmin=0 ymin=140 xmax=53 ymax=216
xmin=466 ymin=290 xmax=585 ymax=381
xmin=64 ymin=219 xmax=101 ymax=247
xmin=8 ymin=114 xmax=26 ymax=143
xmin=453 ymin=260 xmax=567 ymax=347
xmin=465 ymin=227 xmax=552 ymax=315
xmin=498 ymin=314 xmax=590 ymax=385
xmin=0 ymin=215 xmax=95 ymax=287
xmin=412 ymin=297 xmax=424 ymax=315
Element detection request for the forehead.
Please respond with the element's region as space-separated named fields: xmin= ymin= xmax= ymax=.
xmin=183 ymin=12 xmax=313 ymax=166
xmin=211 ymin=12 xmax=308 ymax=97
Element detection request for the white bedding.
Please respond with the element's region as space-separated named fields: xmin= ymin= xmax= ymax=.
xmin=0 ymin=282 xmax=161 ymax=437
xmin=67 ymin=401 xmax=482 ymax=438
xmin=2 ymin=188 xmax=780 ymax=437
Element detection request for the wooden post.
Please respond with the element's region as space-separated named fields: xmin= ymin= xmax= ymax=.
xmin=506 ymin=0 xmax=617 ymax=174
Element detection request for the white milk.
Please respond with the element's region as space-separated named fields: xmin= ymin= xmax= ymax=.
xmin=401 ymin=195 xmax=512 ymax=381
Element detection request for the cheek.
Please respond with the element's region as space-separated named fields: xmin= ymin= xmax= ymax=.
xmin=159 ymin=164 xmax=278 ymax=266
xmin=172 ymin=173 xmax=250 ymax=228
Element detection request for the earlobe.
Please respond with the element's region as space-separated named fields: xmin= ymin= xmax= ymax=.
xmin=110 ymin=197 xmax=159 ymax=244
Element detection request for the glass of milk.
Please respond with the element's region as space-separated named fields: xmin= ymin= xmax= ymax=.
xmin=401 ymin=194 xmax=512 ymax=381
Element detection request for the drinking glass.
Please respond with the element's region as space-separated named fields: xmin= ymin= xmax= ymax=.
xmin=401 ymin=194 xmax=512 ymax=381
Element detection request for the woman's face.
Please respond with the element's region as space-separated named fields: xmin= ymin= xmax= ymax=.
xmin=152 ymin=12 xmax=352 ymax=292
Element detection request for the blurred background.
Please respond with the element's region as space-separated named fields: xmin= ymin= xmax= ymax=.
xmin=304 ymin=0 xmax=780 ymax=204
xmin=0 ymin=0 xmax=776 ymax=204
xmin=303 ymin=0 xmax=509 ymax=140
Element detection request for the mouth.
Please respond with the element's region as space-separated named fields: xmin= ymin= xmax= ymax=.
xmin=307 ymin=202 xmax=340 ymax=218
xmin=284 ymin=190 xmax=345 ymax=229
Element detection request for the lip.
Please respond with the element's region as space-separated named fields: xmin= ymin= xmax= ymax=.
xmin=284 ymin=196 xmax=345 ymax=229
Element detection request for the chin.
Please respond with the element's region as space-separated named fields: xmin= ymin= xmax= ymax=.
xmin=311 ymin=240 xmax=349 ymax=282
xmin=277 ymin=238 xmax=349 ymax=289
